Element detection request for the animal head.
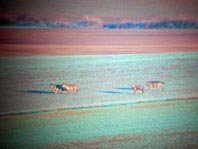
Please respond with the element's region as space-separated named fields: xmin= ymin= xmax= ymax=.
xmin=62 ymin=84 xmax=67 ymax=88
xmin=131 ymin=83 xmax=136 ymax=88
xmin=49 ymin=83 xmax=54 ymax=88
xmin=132 ymin=84 xmax=135 ymax=88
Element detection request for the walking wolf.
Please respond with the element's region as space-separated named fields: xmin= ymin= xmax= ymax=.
xmin=49 ymin=83 xmax=67 ymax=94
xmin=146 ymin=81 xmax=165 ymax=90
xmin=61 ymin=83 xmax=78 ymax=93
xmin=131 ymin=84 xmax=144 ymax=94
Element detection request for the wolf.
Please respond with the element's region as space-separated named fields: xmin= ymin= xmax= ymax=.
xmin=49 ymin=83 xmax=67 ymax=94
xmin=146 ymin=81 xmax=165 ymax=90
xmin=61 ymin=83 xmax=78 ymax=94
xmin=131 ymin=84 xmax=144 ymax=94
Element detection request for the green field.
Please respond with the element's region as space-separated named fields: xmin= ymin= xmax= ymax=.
xmin=0 ymin=52 xmax=198 ymax=115
xmin=1 ymin=99 xmax=198 ymax=148
xmin=0 ymin=52 xmax=198 ymax=148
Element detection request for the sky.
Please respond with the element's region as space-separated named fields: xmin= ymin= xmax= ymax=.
xmin=0 ymin=0 xmax=198 ymax=28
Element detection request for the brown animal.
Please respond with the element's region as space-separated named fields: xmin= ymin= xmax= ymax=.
xmin=49 ymin=83 xmax=67 ymax=94
xmin=61 ymin=83 xmax=78 ymax=94
xmin=131 ymin=84 xmax=144 ymax=94
xmin=146 ymin=81 xmax=165 ymax=90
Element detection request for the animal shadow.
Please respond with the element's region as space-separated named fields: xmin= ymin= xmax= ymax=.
xmin=98 ymin=91 xmax=125 ymax=95
xmin=115 ymin=87 xmax=132 ymax=91
xmin=98 ymin=87 xmax=132 ymax=95
xmin=19 ymin=90 xmax=54 ymax=94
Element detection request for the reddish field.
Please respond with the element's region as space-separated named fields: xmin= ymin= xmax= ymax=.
xmin=0 ymin=29 xmax=198 ymax=56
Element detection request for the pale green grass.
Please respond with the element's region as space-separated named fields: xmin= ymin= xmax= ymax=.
xmin=0 ymin=52 xmax=198 ymax=115
xmin=0 ymin=99 xmax=198 ymax=148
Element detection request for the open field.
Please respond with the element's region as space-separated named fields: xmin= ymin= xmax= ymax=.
xmin=0 ymin=52 xmax=198 ymax=115
xmin=0 ymin=52 xmax=198 ymax=148
xmin=0 ymin=99 xmax=198 ymax=148
xmin=0 ymin=29 xmax=198 ymax=148
xmin=0 ymin=29 xmax=198 ymax=56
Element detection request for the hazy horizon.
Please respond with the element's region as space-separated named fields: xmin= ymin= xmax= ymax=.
xmin=1 ymin=0 xmax=198 ymax=29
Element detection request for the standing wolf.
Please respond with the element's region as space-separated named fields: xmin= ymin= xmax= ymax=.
xmin=61 ymin=83 xmax=78 ymax=94
xmin=146 ymin=81 xmax=165 ymax=90
xmin=131 ymin=84 xmax=144 ymax=94
xmin=49 ymin=83 xmax=67 ymax=94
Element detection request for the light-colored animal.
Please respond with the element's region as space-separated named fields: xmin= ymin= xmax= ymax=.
xmin=146 ymin=81 xmax=165 ymax=90
xmin=49 ymin=83 xmax=67 ymax=94
xmin=131 ymin=84 xmax=144 ymax=94
xmin=61 ymin=83 xmax=78 ymax=93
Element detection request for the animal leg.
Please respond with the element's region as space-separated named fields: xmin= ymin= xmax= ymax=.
xmin=54 ymin=89 xmax=58 ymax=94
xmin=161 ymin=86 xmax=164 ymax=91
xmin=64 ymin=90 xmax=68 ymax=94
